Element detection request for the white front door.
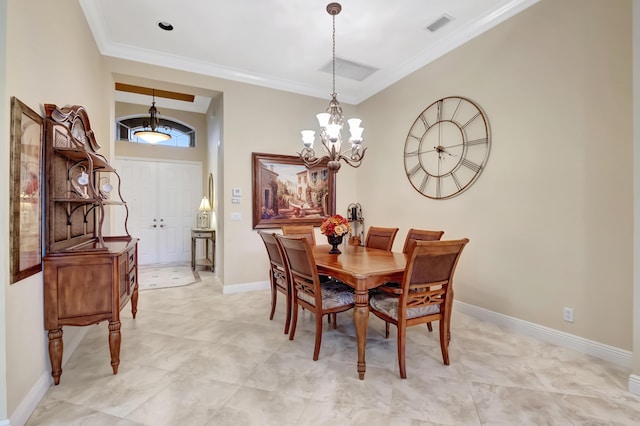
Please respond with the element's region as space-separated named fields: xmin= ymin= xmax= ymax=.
xmin=113 ymin=159 xmax=202 ymax=265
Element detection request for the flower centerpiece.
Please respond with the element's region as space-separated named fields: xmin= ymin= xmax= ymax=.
xmin=320 ymin=214 xmax=351 ymax=254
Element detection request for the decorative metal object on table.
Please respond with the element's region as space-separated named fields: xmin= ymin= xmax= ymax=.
xmin=298 ymin=3 xmax=366 ymax=214
xmin=320 ymin=214 xmax=351 ymax=254
xmin=346 ymin=203 xmax=364 ymax=246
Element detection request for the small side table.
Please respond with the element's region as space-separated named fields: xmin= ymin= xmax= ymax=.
xmin=191 ymin=228 xmax=215 ymax=272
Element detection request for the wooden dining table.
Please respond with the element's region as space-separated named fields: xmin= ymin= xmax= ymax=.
xmin=313 ymin=243 xmax=407 ymax=379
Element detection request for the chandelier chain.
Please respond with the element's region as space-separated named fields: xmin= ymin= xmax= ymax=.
xmin=332 ymin=13 xmax=336 ymax=96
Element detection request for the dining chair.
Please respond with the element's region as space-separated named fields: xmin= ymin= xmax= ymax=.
xmin=276 ymin=234 xmax=355 ymax=361
xmin=282 ymin=224 xmax=316 ymax=246
xmin=369 ymin=238 xmax=469 ymax=379
xmin=364 ymin=226 xmax=399 ymax=251
xmin=402 ymin=228 xmax=445 ymax=254
xmin=258 ymin=231 xmax=292 ymax=334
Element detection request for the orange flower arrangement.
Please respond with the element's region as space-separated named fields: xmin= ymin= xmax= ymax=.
xmin=320 ymin=214 xmax=351 ymax=237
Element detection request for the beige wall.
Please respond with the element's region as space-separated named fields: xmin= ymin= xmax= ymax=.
xmin=1 ymin=0 xmax=638 ymax=421
xmin=359 ymin=0 xmax=632 ymax=350
xmin=3 ymin=0 xmax=108 ymax=417
xmin=1 ymin=1 xmax=7 ymax=420
xmin=633 ymin=0 xmax=640 ymax=378
xmin=205 ymin=94 xmax=222 ymax=271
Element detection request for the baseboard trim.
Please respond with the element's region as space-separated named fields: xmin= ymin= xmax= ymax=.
xmin=222 ymin=280 xmax=269 ymax=294
xmin=9 ymin=373 xmax=49 ymax=426
xmin=454 ymin=301 xmax=632 ymax=369
xmin=10 ymin=327 xmax=89 ymax=426
xmin=629 ymin=374 xmax=640 ymax=396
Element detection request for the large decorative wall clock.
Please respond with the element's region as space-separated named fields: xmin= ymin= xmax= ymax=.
xmin=403 ymin=96 xmax=491 ymax=199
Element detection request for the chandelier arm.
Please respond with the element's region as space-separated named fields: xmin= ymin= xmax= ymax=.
xmin=318 ymin=135 xmax=342 ymax=160
xmin=340 ymin=148 xmax=367 ymax=168
xmin=299 ymin=149 xmax=329 ymax=169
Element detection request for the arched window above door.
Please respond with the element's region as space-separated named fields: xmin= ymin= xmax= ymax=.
xmin=116 ymin=115 xmax=196 ymax=147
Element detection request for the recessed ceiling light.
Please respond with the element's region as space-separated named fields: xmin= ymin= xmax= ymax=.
xmin=158 ymin=22 xmax=174 ymax=31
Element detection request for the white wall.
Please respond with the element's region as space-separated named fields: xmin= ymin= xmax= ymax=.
xmin=359 ymin=0 xmax=633 ymax=350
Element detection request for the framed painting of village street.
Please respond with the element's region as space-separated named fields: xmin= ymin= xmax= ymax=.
xmin=252 ymin=152 xmax=335 ymax=229
xmin=10 ymin=97 xmax=44 ymax=284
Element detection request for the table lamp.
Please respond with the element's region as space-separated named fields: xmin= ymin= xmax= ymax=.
xmin=197 ymin=196 xmax=212 ymax=228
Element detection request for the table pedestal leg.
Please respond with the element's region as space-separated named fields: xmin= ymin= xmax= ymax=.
xmin=353 ymin=289 xmax=369 ymax=380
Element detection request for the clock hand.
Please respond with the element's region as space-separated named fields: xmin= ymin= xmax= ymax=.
xmin=444 ymin=142 xmax=465 ymax=149
xmin=404 ymin=147 xmax=438 ymax=157
xmin=436 ymin=144 xmax=459 ymax=158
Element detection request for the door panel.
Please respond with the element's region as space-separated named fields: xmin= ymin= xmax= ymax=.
xmin=114 ymin=159 xmax=202 ymax=265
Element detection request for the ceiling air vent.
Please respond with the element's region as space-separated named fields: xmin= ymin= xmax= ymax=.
xmin=426 ymin=14 xmax=454 ymax=32
xmin=320 ymin=57 xmax=378 ymax=82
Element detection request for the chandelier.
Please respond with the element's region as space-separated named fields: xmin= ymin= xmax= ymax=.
xmin=134 ymin=90 xmax=171 ymax=144
xmin=299 ymin=2 xmax=366 ymax=172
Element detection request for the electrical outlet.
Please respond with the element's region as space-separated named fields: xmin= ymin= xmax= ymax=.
xmin=563 ymin=307 xmax=574 ymax=323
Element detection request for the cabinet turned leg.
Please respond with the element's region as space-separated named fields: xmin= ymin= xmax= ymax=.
xmin=108 ymin=321 xmax=121 ymax=374
xmin=131 ymin=285 xmax=139 ymax=319
xmin=48 ymin=329 xmax=63 ymax=385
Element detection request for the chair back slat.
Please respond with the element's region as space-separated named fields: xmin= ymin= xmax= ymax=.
xmin=402 ymin=229 xmax=445 ymax=254
xmin=282 ymin=225 xmax=316 ymax=246
xmin=258 ymin=231 xmax=284 ymax=269
xmin=365 ymin=226 xmax=399 ymax=251
xmin=277 ymin=235 xmax=321 ymax=306
xmin=401 ymin=239 xmax=469 ymax=311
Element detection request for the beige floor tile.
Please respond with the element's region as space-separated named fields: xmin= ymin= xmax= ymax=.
xmin=26 ymin=265 xmax=640 ymax=426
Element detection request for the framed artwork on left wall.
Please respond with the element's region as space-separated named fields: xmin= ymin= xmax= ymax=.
xmin=10 ymin=97 xmax=44 ymax=283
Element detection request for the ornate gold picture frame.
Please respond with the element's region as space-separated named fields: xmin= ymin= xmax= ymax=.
xmin=252 ymin=152 xmax=334 ymax=229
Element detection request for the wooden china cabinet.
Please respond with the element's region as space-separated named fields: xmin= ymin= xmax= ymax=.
xmin=42 ymin=104 xmax=139 ymax=385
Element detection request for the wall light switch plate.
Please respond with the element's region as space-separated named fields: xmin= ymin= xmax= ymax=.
xmin=232 ymin=188 xmax=242 ymax=197
xmin=230 ymin=212 xmax=241 ymax=221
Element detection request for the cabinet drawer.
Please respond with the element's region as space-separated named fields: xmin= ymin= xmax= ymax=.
xmin=193 ymin=232 xmax=213 ymax=238
xmin=128 ymin=272 xmax=136 ymax=294
xmin=126 ymin=247 xmax=136 ymax=272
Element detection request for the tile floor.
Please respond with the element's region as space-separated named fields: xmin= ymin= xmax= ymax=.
xmin=26 ymin=267 xmax=640 ymax=425
xmin=137 ymin=263 xmax=198 ymax=291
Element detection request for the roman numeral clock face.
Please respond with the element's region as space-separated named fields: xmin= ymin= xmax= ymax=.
xmin=404 ymin=96 xmax=491 ymax=199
